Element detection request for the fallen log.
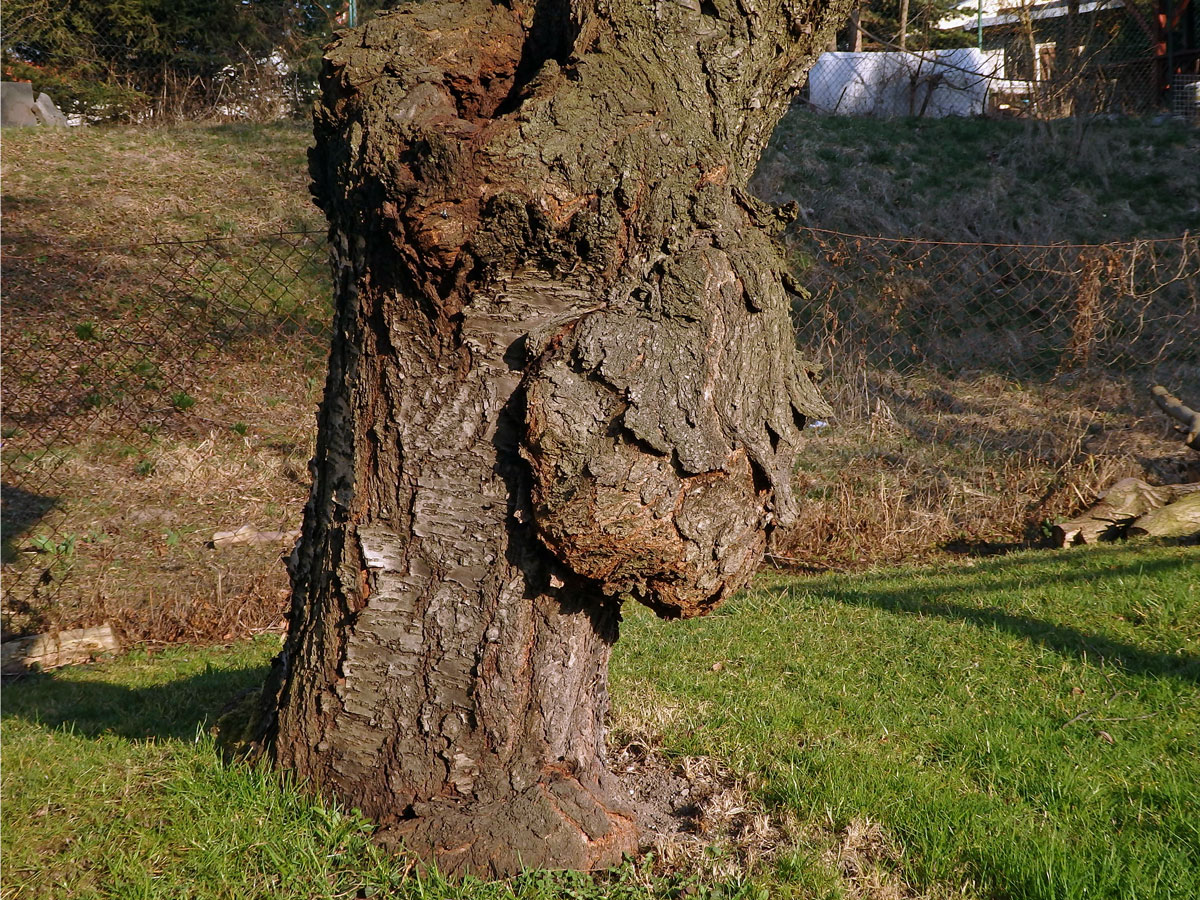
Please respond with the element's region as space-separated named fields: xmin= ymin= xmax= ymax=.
xmin=1053 ymin=478 xmax=1200 ymax=546
xmin=1 ymin=623 xmax=120 ymax=674
xmin=1127 ymin=491 xmax=1200 ymax=540
xmin=1151 ymin=385 xmax=1200 ymax=451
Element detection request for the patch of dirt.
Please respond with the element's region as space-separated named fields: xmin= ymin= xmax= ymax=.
xmin=613 ymin=752 xmax=779 ymax=891
xmin=617 ymin=742 xmax=782 ymax=876
xmin=610 ymin=732 xmax=926 ymax=898
xmin=821 ymin=818 xmax=917 ymax=900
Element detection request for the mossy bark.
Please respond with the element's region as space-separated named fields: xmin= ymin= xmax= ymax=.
xmin=247 ymin=0 xmax=846 ymax=876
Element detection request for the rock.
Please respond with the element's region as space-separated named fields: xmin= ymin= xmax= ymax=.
xmin=2 ymin=83 xmax=72 ymax=127
xmin=33 ymin=92 xmax=68 ymax=126
xmin=1 ymin=82 xmax=38 ymax=127
xmin=127 ymin=507 xmax=179 ymax=526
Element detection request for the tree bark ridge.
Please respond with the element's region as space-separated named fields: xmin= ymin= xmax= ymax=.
xmin=245 ymin=0 xmax=850 ymax=876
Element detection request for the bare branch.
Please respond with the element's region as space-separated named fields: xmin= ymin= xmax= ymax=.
xmin=1151 ymin=385 xmax=1200 ymax=451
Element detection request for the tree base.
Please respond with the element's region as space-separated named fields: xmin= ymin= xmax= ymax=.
xmin=375 ymin=769 xmax=638 ymax=878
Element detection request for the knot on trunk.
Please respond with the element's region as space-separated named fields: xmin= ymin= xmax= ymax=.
xmin=523 ymin=393 xmax=768 ymax=618
xmin=520 ymin=250 xmax=827 ymax=617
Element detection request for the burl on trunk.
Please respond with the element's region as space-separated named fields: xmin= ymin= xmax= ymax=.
xmin=228 ymin=0 xmax=845 ymax=877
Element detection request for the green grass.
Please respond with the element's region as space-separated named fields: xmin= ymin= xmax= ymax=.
xmin=1 ymin=122 xmax=318 ymax=246
xmin=616 ymin=543 xmax=1200 ymax=899
xmin=4 ymin=544 xmax=1198 ymax=899
xmin=753 ymin=110 xmax=1200 ymax=243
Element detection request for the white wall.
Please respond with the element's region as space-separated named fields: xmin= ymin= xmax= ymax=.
xmin=807 ymin=50 xmax=1007 ymax=117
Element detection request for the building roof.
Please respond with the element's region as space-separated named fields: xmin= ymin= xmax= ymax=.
xmin=938 ymin=0 xmax=1125 ymax=31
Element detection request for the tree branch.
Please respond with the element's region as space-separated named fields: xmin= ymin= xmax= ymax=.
xmin=1151 ymin=385 xmax=1200 ymax=451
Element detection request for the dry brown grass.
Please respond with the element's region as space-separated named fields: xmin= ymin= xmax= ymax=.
xmin=2 ymin=333 xmax=323 ymax=643
xmin=2 ymin=123 xmax=324 ymax=644
xmin=770 ymin=367 xmax=1198 ymax=571
xmin=1 ymin=122 xmax=316 ymax=247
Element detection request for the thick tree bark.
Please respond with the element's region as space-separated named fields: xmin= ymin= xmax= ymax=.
xmin=237 ymin=0 xmax=844 ymax=877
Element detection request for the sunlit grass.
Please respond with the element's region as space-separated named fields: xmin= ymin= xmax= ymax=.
xmin=614 ymin=542 xmax=1200 ymax=899
xmin=4 ymin=544 xmax=1198 ymax=898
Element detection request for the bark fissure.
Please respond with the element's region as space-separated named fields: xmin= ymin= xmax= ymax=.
xmin=241 ymin=0 xmax=850 ymax=877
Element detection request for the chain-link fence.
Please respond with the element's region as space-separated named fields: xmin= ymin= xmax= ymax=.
xmin=2 ymin=230 xmax=331 ymax=642
xmin=791 ymin=228 xmax=1200 ymax=382
xmin=2 ymin=227 xmax=1198 ymax=642
xmin=806 ymin=0 xmax=1199 ymax=119
xmin=771 ymin=226 xmax=1199 ymax=568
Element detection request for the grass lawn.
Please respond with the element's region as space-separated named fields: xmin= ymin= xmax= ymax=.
xmin=753 ymin=110 xmax=1200 ymax=243
xmin=1 ymin=122 xmax=318 ymax=246
xmin=3 ymin=543 xmax=1197 ymax=899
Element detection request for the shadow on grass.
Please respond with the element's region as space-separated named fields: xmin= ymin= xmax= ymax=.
xmin=787 ymin=550 xmax=1200 ymax=685
xmin=1 ymin=657 xmax=270 ymax=742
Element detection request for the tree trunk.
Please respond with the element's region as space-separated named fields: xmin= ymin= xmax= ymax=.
xmin=239 ymin=0 xmax=843 ymax=877
xmin=849 ymin=4 xmax=864 ymax=51
xmin=898 ymin=0 xmax=910 ymax=50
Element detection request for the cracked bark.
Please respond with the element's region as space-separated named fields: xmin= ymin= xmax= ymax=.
xmin=238 ymin=0 xmax=847 ymax=877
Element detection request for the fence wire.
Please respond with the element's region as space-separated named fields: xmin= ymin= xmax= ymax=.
xmin=791 ymin=228 xmax=1200 ymax=383
xmin=1 ymin=228 xmax=1198 ymax=642
xmin=2 ymin=231 xmax=331 ymax=641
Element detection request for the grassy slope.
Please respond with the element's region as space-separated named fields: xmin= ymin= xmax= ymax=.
xmin=751 ymin=111 xmax=1200 ymax=566
xmin=753 ymin=110 xmax=1200 ymax=243
xmin=2 ymin=124 xmax=325 ymax=640
xmin=1 ymin=122 xmax=319 ymax=245
xmin=7 ymin=112 xmax=1192 ymax=251
xmin=4 ymin=118 xmax=1196 ymax=639
xmin=4 ymin=544 xmax=1198 ymax=900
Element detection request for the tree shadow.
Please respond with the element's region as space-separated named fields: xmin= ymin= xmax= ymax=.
xmin=1 ymin=658 xmax=270 ymax=742
xmin=1 ymin=483 xmax=59 ymax=563
xmin=795 ymin=551 xmax=1200 ymax=684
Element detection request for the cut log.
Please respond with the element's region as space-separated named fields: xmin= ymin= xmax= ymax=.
xmin=1 ymin=623 xmax=120 ymax=674
xmin=1052 ymin=478 xmax=1200 ymax=546
xmin=1151 ymin=385 xmax=1200 ymax=451
xmin=1127 ymin=492 xmax=1200 ymax=540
